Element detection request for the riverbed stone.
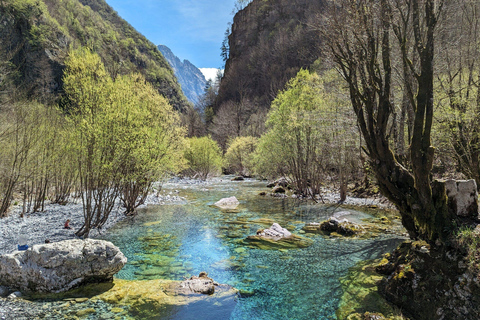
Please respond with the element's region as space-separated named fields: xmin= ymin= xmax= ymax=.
xmin=0 ymin=286 xmax=9 ymax=297
xmin=445 ymin=179 xmax=479 ymax=218
xmin=267 ymin=177 xmax=289 ymax=188
xmin=272 ymin=186 xmax=286 ymax=194
xmin=0 ymin=239 xmax=127 ymax=293
xmin=214 ymin=196 xmax=240 ymax=209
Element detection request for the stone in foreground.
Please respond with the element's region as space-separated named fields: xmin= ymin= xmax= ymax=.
xmin=214 ymin=196 xmax=240 ymax=209
xmin=97 ymin=276 xmax=238 ymax=319
xmin=245 ymin=223 xmax=313 ymax=249
xmin=0 ymin=239 xmax=127 ymax=293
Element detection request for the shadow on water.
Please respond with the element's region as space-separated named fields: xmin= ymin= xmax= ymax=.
xmin=26 ymin=282 xmax=115 ymax=301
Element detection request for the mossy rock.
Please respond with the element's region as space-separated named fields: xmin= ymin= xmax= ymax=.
xmin=98 ymin=278 xmax=238 ymax=318
xmin=303 ymin=219 xmax=364 ymax=237
xmin=375 ymin=240 xmax=480 ymax=320
xmin=243 ymin=234 xmax=313 ymax=249
xmin=76 ymin=308 xmax=96 ymax=317
xmin=336 ymin=260 xmax=408 ymax=320
xmin=249 ymin=218 xmax=277 ymax=226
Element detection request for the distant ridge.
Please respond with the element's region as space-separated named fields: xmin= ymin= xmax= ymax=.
xmin=158 ymin=45 xmax=206 ymax=104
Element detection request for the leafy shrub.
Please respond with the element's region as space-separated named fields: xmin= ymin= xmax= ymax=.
xmin=456 ymin=227 xmax=480 ymax=274
xmin=183 ymin=136 xmax=223 ymax=179
xmin=224 ymin=136 xmax=257 ymax=176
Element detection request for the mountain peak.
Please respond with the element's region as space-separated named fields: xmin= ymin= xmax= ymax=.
xmin=158 ymin=45 xmax=206 ymax=104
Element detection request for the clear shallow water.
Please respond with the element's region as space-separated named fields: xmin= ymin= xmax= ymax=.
xmin=101 ymin=178 xmax=404 ymax=320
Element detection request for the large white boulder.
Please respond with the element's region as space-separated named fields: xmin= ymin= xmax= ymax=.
xmin=214 ymin=196 xmax=240 ymax=209
xmin=0 ymin=239 xmax=127 ymax=293
xmin=257 ymin=223 xmax=292 ymax=239
xmin=445 ymin=179 xmax=479 ymax=218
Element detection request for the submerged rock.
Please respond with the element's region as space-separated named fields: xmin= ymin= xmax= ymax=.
xmin=98 ymin=276 xmax=238 ymax=319
xmin=336 ymin=259 xmax=405 ymax=320
xmin=245 ymin=223 xmax=313 ymax=249
xmin=214 ymin=196 xmax=240 ymax=209
xmin=0 ymin=239 xmax=127 ymax=293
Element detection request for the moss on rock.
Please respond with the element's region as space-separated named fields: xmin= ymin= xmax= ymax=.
xmin=243 ymin=234 xmax=313 ymax=249
xmin=336 ymin=259 xmax=408 ymax=320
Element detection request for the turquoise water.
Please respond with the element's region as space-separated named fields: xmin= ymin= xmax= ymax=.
xmin=102 ymin=178 xmax=404 ymax=320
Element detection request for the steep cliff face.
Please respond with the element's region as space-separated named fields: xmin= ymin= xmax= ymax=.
xmin=158 ymin=45 xmax=206 ymax=105
xmin=216 ymin=0 xmax=324 ymax=111
xmin=0 ymin=0 xmax=189 ymax=111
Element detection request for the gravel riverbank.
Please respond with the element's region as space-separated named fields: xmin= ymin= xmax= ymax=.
xmin=0 ymin=191 xmax=186 ymax=255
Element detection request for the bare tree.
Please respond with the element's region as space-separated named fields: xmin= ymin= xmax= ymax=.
xmin=324 ymin=0 xmax=452 ymax=242
xmin=435 ymin=1 xmax=480 ymax=188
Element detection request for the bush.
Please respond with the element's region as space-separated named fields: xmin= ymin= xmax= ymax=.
xmin=254 ymin=68 xmax=359 ymax=197
xmin=456 ymin=227 xmax=480 ymax=274
xmin=184 ymin=136 xmax=223 ymax=179
xmin=224 ymin=136 xmax=258 ymax=176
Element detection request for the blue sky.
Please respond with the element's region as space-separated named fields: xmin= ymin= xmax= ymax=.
xmin=105 ymin=0 xmax=237 ymax=69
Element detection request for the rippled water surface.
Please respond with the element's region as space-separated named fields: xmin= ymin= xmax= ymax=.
xmin=101 ymin=178 xmax=404 ymax=320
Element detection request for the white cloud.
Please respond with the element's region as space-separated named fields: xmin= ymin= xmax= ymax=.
xmin=199 ymin=68 xmax=223 ymax=82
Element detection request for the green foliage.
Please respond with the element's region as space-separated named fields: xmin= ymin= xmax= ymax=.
xmin=183 ymin=136 xmax=223 ymax=180
xmin=254 ymin=68 xmax=359 ymax=196
xmin=456 ymin=227 xmax=480 ymax=273
xmin=0 ymin=102 xmax=49 ymax=217
xmin=224 ymin=136 xmax=258 ymax=176
xmin=63 ymin=48 xmax=186 ymax=232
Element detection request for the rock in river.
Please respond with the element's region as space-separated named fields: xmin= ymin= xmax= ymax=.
xmin=303 ymin=217 xmax=363 ymax=236
xmin=0 ymin=239 xmax=127 ymax=293
xmin=177 ymin=272 xmax=215 ymax=295
xmin=214 ymin=196 xmax=240 ymax=209
xmin=245 ymin=223 xmax=313 ymax=249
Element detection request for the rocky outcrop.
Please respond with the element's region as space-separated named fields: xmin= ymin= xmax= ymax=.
xmin=217 ymin=0 xmax=324 ymax=110
xmin=214 ymin=196 xmax=240 ymax=209
xmin=245 ymin=223 xmax=313 ymax=249
xmin=158 ymin=44 xmax=207 ymax=104
xmin=0 ymin=239 xmax=127 ymax=293
xmin=445 ymin=179 xmax=479 ymax=219
xmin=377 ymin=241 xmax=480 ymax=320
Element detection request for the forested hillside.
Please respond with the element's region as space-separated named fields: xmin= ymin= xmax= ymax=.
xmin=0 ymin=0 xmax=189 ymax=110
